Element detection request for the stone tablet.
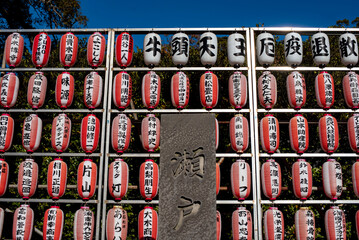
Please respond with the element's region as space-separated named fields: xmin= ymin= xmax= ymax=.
xmin=159 ymin=114 xmax=217 ymax=239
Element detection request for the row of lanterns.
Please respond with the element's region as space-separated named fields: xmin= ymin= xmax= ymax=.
xmin=6 ymin=204 xmax=358 ymax=239
xmin=6 ymin=31 xmax=359 ymax=69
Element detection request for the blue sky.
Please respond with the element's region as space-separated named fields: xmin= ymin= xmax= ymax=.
xmin=81 ymin=0 xmax=359 ymax=29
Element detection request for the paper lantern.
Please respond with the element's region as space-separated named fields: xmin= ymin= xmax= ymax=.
xmin=0 ymin=159 xmax=8 ymax=197
xmin=142 ymin=71 xmax=161 ymax=109
xmin=263 ymin=207 xmax=284 ymax=240
xmin=229 ymin=71 xmax=247 ymax=109
xmin=258 ymin=71 xmax=277 ymax=109
xmin=51 ymin=113 xmax=71 ymax=153
xmin=0 ymin=114 xmax=14 ymax=152
xmin=339 ymin=33 xmax=358 ymax=68
xmin=295 ymin=207 xmax=315 ymax=240
xmin=144 ymin=33 xmax=161 ymax=67
xmin=59 ymin=32 xmax=78 ymax=68
xmin=216 ymin=163 xmax=220 ymax=195
xmin=231 ymin=159 xmax=251 ymax=200
xmin=199 ymin=32 xmax=217 ymax=67
xmin=315 ymin=71 xmax=335 ymax=109
xmin=87 ymin=32 xmax=106 ymax=68
xmin=43 ymin=206 xmax=64 ymax=240
xmin=109 ymin=158 xmax=128 ymax=201
xmin=12 ymin=204 xmax=33 ymax=240
xmin=322 ymin=159 xmax=342 ymax=200
xmin=111 ymin=114 xmax=131 ymax=154
xmin=217 ymin=210 xmax=221 ymax=240
xmin=286 ymin=71 xmax=306 ymax=109
xmin=352 ymin=161 xmax=359 ymax=198
xmin=77 ymin=159 xmax=97 ymax=200
xmin=116 ymin=32 xmax=133 ymax=67
xmin=200 ymin=71 xmax=219 ymax=110
xmin=18 ymin=158 xmax=38 ymax=199
xmin=171 ymin=32 xmax=189 ymax=67
xmin=232 ymin=207 xmax=252 ymax=240
xmin=84 ymin=72 xmax=103 ymax=109
xmin=113 ymin=71 xmax=132 ymax=110
xmin=325 ymin=206 xmax=346 ymax=240
xmin=31 ymin=32 xmax=51 ymax=68
xmin=139 ymin=159 xmax=159 ymax=201
xmin=356 ymin=210 xmax=359 ymax=239
xmin=284 ymin=32 xmax=303 ymax=67
xmin=0 ymin=72 xmax=19 ymax=108
xmin=141 ymin=114 xmax=160 ymax=152
xmin=311 ymin=32 xmax=330 ymax=67
xmin=261 ymin=159 xmax=281 ymax=200
xmin=343 ymin=71 xmax=359 ymax=109
xmin=289 ymin=114 xmax=309 ymax=154
xmin=227 ymin=33 xmax=246 ymax=67
xmin=47 ymin=158 xmax=67 ymax=200
xmin=27 ymin=72 xmax=47 ymax=109
xmin=74 ymin=206 xmax=95 ymax=240
xmin=5 ymin=33 xmax=24 ymax=68
xmin=106 ymin=206 xmax=128 ymax=240
xmin=55 ymin=72 xmax=75 ymax=109
xmin=256 ymin=32 xmax=275 ymax=67
xmin=260 ymin=115 xmax=279 ymax=154
xmin=80 ymin=114 xmax=100 ymax=153
xmin=348 ymin=114 xmax=359 ymax=153
xmin=215 ymin=118 xmax=219 ymax=150
xmin=292 ymin=159 xmax=312 ymax=200
xmin=229 ymin=115 xmax=249 ymax=153
xmin=171 ymin=71 xmax=190 ymax=109
xmin=22 ymin=114 xmax=42 ymax=153
xmin=138 ymin=207 xmax=158 ymax=240
xmin=319 ymin=114 xmax=339 ymax=153
xmin=0 ymin=208 xmax=3 ymax=238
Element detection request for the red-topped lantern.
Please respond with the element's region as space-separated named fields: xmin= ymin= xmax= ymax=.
xmin=0 ymin=159 xmax=8 ymax=197
xmin=348 ymin=114 xmax=359 ymax=154
xmin=258 ymin=71 xmax=277 ymax=109
xmin=113 ymin=72 xmax=132 ymax=110
xmin=229 ymin=71 xmax=247 ymax=110
xmin=22 ymin=114 xmax=42 ymax=153
xmin=59 ymin=32 xmax=78 ymax=68
xmin=232 ymin=207 xmax=252 ymax=240
xmin=27 ymin=72 xmax=47 ymax=109
xmin=139 ymin=159 xmax=159 ymax=201
xmin=260 ymin=115 xmax=279 ymax=154
xmin=231 ymin=159 xmax=251 ymax=200
xmin=263 ymin=207 xmax=284 ymax=240
xmin=77 ymin=159 xmax=97 ymax=200
xmin=319 ymin=114 xmax=339 ymax=154
xmin=43 ymin=206 xmax=64 ymax=240
xmin=80 ymin=114 xmax=100 ymax=154
xmin=87 ymin=32 xmax=106 ymax=68
xmin=5 ymin=33 xmax=24 ymax=68
xmin=217 ymin=210 xmax=221 ymax=240
xmin=325 ymin=206 xmax=346 ymax=240
xmin=0 ymin=73 xmax=19 ymax=108
xmin=352 ymin=160 xmax=359 ymax=198
xmin=32 ymin=32 xmax=51 ymax=68
xmin=171 ymin=71 xmax=190 ymax=110
xmin=51 ymin=113 xmax=71 ymax=153
xmin=84 ymin=72 xmax=103 ymax=109
xmin=106 ymin=206 xmax=128 ymax=239
xmin=216 ymin=163 xmax=220 ymax=196
xmin=116 ymin=32 xmax=133 ymax=68
xmin=18 ymin=159 xmax=38 ymax=199
xmin=261 ymin=159 xmax=281 ymax=200
xmin=111 ymin=114 xmax=131 ymax=154
xmin=286 ymin=71 xmax=306 ymax=109
xmin=138 ymin=207 xmax=158 ymax=240
xmin=74 ymin=206 xmax=95 ymax=240
xmin=12 ymin=204 xmax=34 ymax=240
xmin=322 ymin=159 xmax=342 ymax=200
xmin=109 ymin=159 xmax=128 ymax=201
xmin=141 ymin=114 xmax=160 ymax=152
xmin=55 ymin=72 xmax=75 ymax=109
xmin=292 ymin=159 xmax=312 ymax=200
xmin=295 ymin=207 xmax=315 ymax=240
xmin=289 ymin=114 xmax=309 ymax=154
xmin=142 ymin=71 xmax=161 ymax=110
xmin=47 ymin=158 xmax=67 ymax=200
xmin=315 ymin=71 xmax=335 ymax=109
xmin=343 ymin=71 xmax=359 ymax=109
xmin=0 ymin=114 xmax=14 ymax=152
xmin=200 ymin=71 xmax=219 ymax=110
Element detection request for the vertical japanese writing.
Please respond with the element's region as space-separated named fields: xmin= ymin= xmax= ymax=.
xmin=349 ymin=72 xmax=359 ymax=105
xmin=31 ymin=74 xmax=44 ymax=105
xmin=269 ymin=162 xmax=280 ymax=197
xmin=60 ymin=73 xmax=71 ymax=103
xmin=113 ymin=208 xmax=126 ymax=239
xmin=268 ymin=117 xmax=277 ymax=149
xmin=234 ymin=117 xmax=244 ymax=149
xmin=86 ymin=116 xmax=96 ymax=149
xmin=120 ymin=34 xmax=130 ymax=63
xmin=147 ymin=116 xmax=157 ymax=149
xmin=120 ymin=73 xmax=129 ymax=106
xmin=22 ymin=161 xmax=33 ymax=196
xmin=9 ymin=33 xmax=20 ymax=64
xmin=46 ymin=209 xmax=57 ymax=239
xmin=272 ymin=210 xmax=283 ymax=239
xmin=23 ymin=116 xmax=32 ymax=148
xmin=293 ymin=72 xmax=304 ymax=104
xmin=178 ymin=72 xmax=187 ymax=105
xmin=82 ymin=161 xmax=92 ymax=195
xmin=112 ymin=161 xmax=122 ymax=194
xmin=144 ymin=161 xmax=154 ymax=196
xmin=326 ymin=116 xmax=335 ymax=151
xmin=323 ymin=73 xmax=333 ymax=105
xmin=237 ymin=210 xmax=249 ymax=239
xmin=85 ymin=73 xmax=95 ymax=106
xmin=52 ymin=161 xmax=62 ymax=197
xmin=232 ymin=72 xmax=242 ymax=105
xmin=15 ymin=206 xmax=27 ymax=239
xmin=35 ymin=33 xmax=47 ymax=64
xmin=238 ymin=162 xmax=248 ymax=195
xmin=305 ymin=210 xmax=315 ymax=239
xmin=82 ymin=209 xmax=93 ymax=240
xmin=91 ymin=34 xmax=102 ymax=64
xmin=335 ymin=162 xmax=343 ymax=195
xmin=0 ymin=74 xmax=9 ymax=103
xmin=204 ymin=73 xmax=213 ymax=105
xmin=333 ymin=209 xmax=345 ymax=239
xmin=149 ymin=73 xmax=159 ymax=106
xmin=353 ymin=115 xmax=359 ymax=148
xmin=0 ymin=115 xmax=8 ymax=149
xmin=143 ymin=208 xmax=153 ymax=237
xmin=262 ymin=73 xmax=273 ymax=105
xmin=55 ymin=116 xmax=65 ymax=149
xmin=64 ymin=34 xmax=74 ymax=64
xmin=296 ymin=116 xmax=306 ymax=151
xmin=117 ymin=115 xmax=127 ymax=150
xmin=298 ymin=162 xmax=309 ymax=196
